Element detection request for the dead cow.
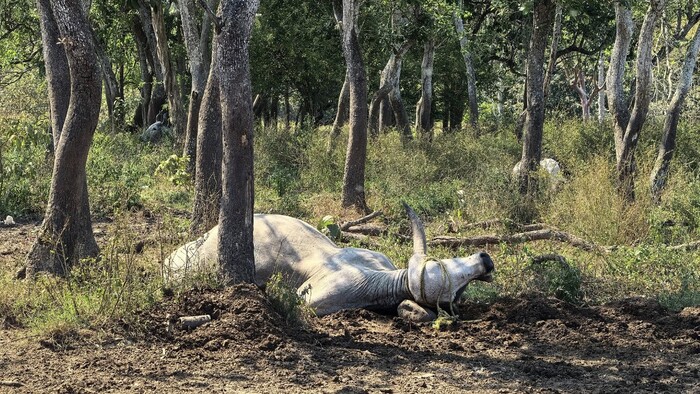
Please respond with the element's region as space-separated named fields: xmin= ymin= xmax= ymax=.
xmin=165 ymin=204 xmax=494 ymax=321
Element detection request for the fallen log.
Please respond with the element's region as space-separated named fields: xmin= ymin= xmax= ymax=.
xmin=460 ymin=218 xmax=548 ymax=232
xmin=344 ymin=224 xmax=387 ymax=236
xmin=429 ymin=229 xmax=605 ymax=253
xmin=340 ymin=211 xmax=383 ymax=231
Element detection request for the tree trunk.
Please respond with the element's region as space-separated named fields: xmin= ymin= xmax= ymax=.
xmin=327 ymin=73 xmax=349 ymax=152
xmin=597 ymin=51 xmax=607 ymax=123
xmin=378 ymin=96 xmax=393 ymax=132
xmin=650 ymin=21 xmax=700 ymax=202
xmin=191 ymin=36 xmax=222 ymax=235
xmin=416 ymin=39 xmax=435 ymax=138
xmin=369 ymin=46 xmax=409 ymax=138
xmin=136 ymin=0 xmax=166 ymax=126
xmin=543 ymin=2 xmax=562 ymax=99
xmin=25 ymin=0 xmax=101 ymax=276
xmin=131 ymin=15 xmax=152 ymax=129
xmin=151 ymin=2 xmax=186 ymax=139
xmin=178 ymin=0 xmax=207 ymax=173
xmin=217 ymin=0 xmax=259 ymax=284
xmin=389 ymin=82 xmax=411 ymax=142
xmin=608 ymin=0 xmax=664 ymax=201
xmin=518 ymin=0 xmax=555 ymax=196
xmin=341 ymin=0 xmax=369 ymax=212
xmin=36 ymin=0 xmax=69 ymax=147
xmin=454 ymin=0 xmax=478 ymax=128
xmin=92 ymin=31 xmax=120 ymax=133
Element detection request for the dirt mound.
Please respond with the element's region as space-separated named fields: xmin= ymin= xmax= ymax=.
xmin=118 ymin=284 xmax=290 ymax=351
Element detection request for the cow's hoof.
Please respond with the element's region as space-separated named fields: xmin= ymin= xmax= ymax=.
xmin=398 ymin=300 xmax=437 ymax=323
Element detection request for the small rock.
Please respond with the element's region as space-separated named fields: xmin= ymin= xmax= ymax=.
xmin=3 ymin=215 xmax=15 ymax=226
xmin=398 ymin=300 xmax=437 ymax=323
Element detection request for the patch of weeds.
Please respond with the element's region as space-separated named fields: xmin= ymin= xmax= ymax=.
xmin=528 ymin=258 xmax=583 ymax=304
xmin=265 ymin=272 xmax=314 ymax=325
xmin=659 ymin=271 xmax=700 ymax=311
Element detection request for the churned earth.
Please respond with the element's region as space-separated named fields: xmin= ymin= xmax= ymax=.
xmin=0 ymin=222 xmax=699 ymax=393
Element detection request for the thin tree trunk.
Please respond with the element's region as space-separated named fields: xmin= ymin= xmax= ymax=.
xmin=378 ymin=96 xmax=393 ymax=132
xmin=178 ymin=0 xmax=207 ymax=173
xmin=597 ymin=52 xmax=607 ymax=123
xmin=341 ymin=0 xmax=369 ymax=212
xmin=369 ymin=46 xmax=409 ymax=138
xmin=25 ymin=0 xmax=101 ymax=276
xmin=610 ymin=0 xmax=664 ymax=201
xmin=650 ymin=21 xmax=700 ymax=202
xmin=390 ymin=82 xmax=411 ymax=141
xmin=543 ymin=2 xmax=562 ymax=99
xmin=454 ymin=0 xmax=478 ymax=128
xmin=36 ymin=0 xmax=69 ymax=147
xmin=519 ymin=0 xmax=555 ymax=196
xmin=151 ymin=2 xmax=186 ymax=139
xmin=136 ymin=0 xmax=166 ymax=126
xmin=328 ymin=74 xmax=349 ymax=151
xmin=191 ymin=36 xmax=222 ymax=235
xmin=217 ymin=0 xmax=259 ymax=284
xmin=416 ymin=39 xmax=435 ymax=138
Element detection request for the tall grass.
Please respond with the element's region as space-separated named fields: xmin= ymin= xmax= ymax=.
xmin=1 ymin=112 xmax=699 ymax=335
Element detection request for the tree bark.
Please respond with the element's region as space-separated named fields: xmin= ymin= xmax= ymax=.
xmin=178 ymin=0 xmax=207 ymax=173
xmin=543 ymin=2 xmax=562 ymax=100
xmin=25 ymin=0 xmax=101 ymax=276
xmin=136 ymin=0 xmax=167 ymax=126
xmin=454 ymin=0 xmax=478 ymax=128
xmin=132 ymin=15 xmax=152 ymax=129
xmin=608 ymin=0 xmax=664 ymax=201
xmin=518 ymin=0 xmax=555 ymax=196
xmin=415 ymin=39 xmax=435 ymax=138
xmin=368 ymin=45 xmax=409 ymax=138
xmin=328 ymin=73 xmax=349 ymax=152
xmin=191 ymin=36 xmax=222 ymax=235
xmin=597 ymin=51 xmax=606 ymax=123
xmin=151 ymin=1 xmax=186 ymax=139
xmin=650 ymin=21 xmax=700 ymax=202
xmin=327 ymin=0 xmax=348 ymax=152
xmin=36 ymin=0 xmax=69 ymax=147
xmin=340 ymin=0 xmax=369 ymax=212
xmin=217 ymin=0 xmax=259 ymax=284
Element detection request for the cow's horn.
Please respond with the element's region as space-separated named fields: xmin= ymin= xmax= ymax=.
xmin=402 ymin=202 xmax=427 ymax=256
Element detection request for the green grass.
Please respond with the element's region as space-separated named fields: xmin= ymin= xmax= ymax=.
xmin=2 ymin=108 xmax=700 ymax=334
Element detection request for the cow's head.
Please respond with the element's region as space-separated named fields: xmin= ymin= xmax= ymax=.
xmin=402 ymin=203 xmax=495 ymax=307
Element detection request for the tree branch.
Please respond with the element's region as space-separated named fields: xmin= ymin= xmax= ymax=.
xmin=429 ymin=229 xmax=605 ymax=253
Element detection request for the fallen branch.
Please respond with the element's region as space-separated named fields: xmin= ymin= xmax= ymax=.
xmin=344 ymin=223 xmax=387 ymax=236
xmin=429 ymin=229 xmax=604 ymax=253
xmin=0 ymin=381 xmax=23 ymax=388
xmin=460 ymin=218 xmax=548 ymax=232
xmin=668 ymin=240 xmax=700 ymax=251
xmin=340 ymin=211 xmax=383 ymax=231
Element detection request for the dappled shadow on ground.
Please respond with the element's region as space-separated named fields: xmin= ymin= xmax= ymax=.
xmin=1 ymin=284 xmax=698 ymax=393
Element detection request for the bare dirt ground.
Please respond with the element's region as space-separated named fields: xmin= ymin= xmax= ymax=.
xmin=1 ymin=222 xmax=699 ymax=393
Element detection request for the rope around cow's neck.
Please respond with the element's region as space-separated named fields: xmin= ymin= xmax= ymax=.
xmin=418 ymin=257 xmax=456 ymax=316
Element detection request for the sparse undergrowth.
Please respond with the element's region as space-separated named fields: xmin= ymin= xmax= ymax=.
xmin=1 ymin=117 xmax=699 ymax=335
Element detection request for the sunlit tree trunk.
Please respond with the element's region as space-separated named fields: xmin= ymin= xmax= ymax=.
xmin=607 ymin=0 xmax=664 ymax=201
xmin=191 ymin=35 xmax=222 ymax=235
xmin=453 ymin=0 xmax=478 ymax=128
xmin=650 ymin=22 xmax=700 ymax=203
xmin=415 ymin=39 xmax=435 ymax=138
xmin=25 ymin=0 xmax=101 ymax=277
xmin=217 ymin=0 xmax=259 ymax=284
xmin=151 ymin=1 xmax=186 ymax=139
xmin=518 ymin=0 xmax=555 ymax=196
xmin=178 ymin=0 xmax=210 ymax=174
xmin=341 ymin=0 xmax=369 ymax=212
